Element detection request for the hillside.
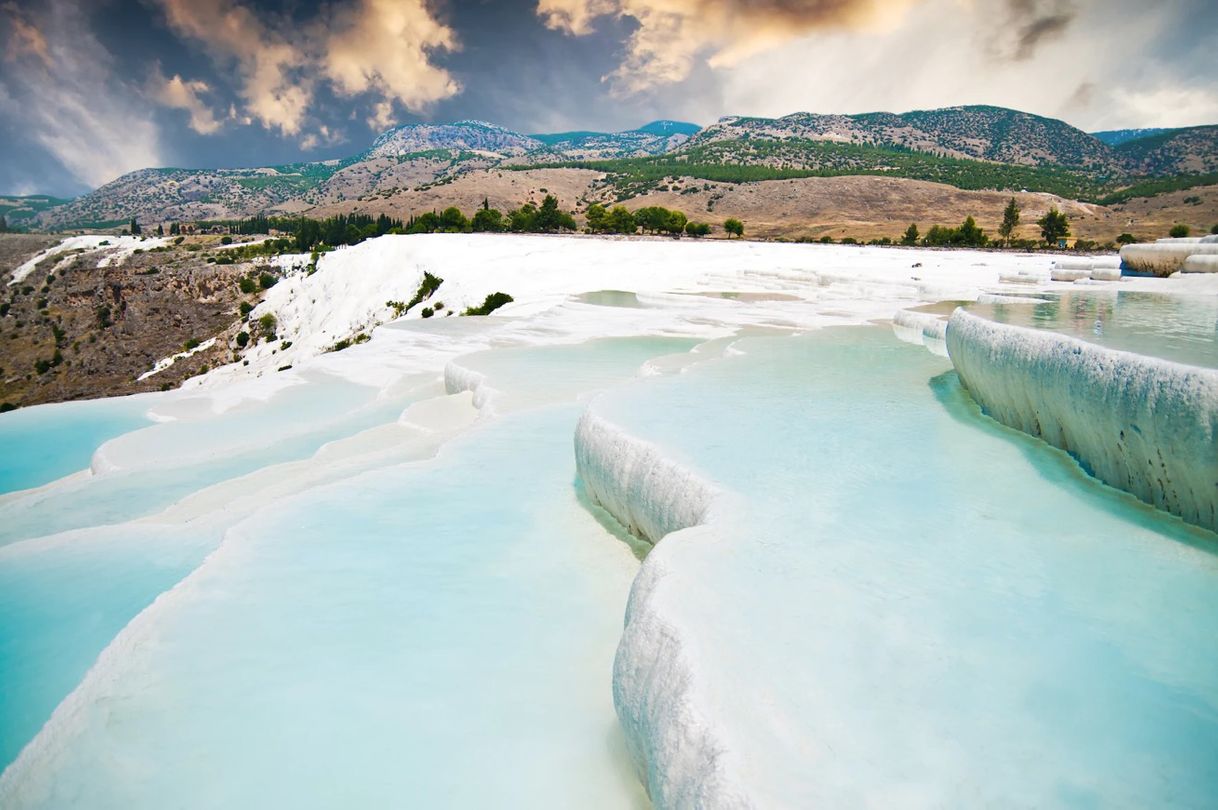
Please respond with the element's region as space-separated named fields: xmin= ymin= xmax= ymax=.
xmin=25 ymin=106 xmax=1218 ymax=233
xmin=690 ymin=106 xmax=1124 ymax=171
xmin=1114 ymin=126 xmax=1218 ymax=175
xmin=1091 ymin=128 xmax=1174 ymax=146
xmin=522 ymin=120 xmax=699 ymax=161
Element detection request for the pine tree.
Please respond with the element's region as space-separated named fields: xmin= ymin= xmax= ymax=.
xmin=999 ymin=197 xmax=1020 ymax=246
xmin=1037 ymin=207 xmax=1069 ymax=245
xmin=901 ymin=223 xmax=919 ymax=245
xmin=129 ymin=216 xmax=141 ymax=236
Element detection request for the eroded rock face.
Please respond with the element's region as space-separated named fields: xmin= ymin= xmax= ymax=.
xmin=0 ymin=235 xmax=259 ymax=408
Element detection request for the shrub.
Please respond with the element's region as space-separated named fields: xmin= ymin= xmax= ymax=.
xmin=258 ymin=313 xmax=277 ymax=332
xmin=235 ymin=331 xmax=250 ymax=347
xmin=1116 ymin=233 xmax=1137 ymax=244
xmin=723 ymin=218 xmax=744 ymax=238
xmin=1212 ymin=224 xmax=1218 ymax=235
xmin=239 ymin=301 xmax=253 ymax=316
xmin=404 ymin=272 xmax=443 ymax=311
xmin=818 ymin=236 xmax=833 ymax=244
xmin=0 ymin=402 xmax=16 ymax=413
xmin=220 ymin=235 xmax=233 ymax=245
xmin=1170 ymin=224 xmax=1191 ymax=238
xmin=259 ymin=272 xmax=277 ymax=289
xmin=184 ymin=337 xmax=200 ymax=350
xmin=463 ymin=292 xmax=514 ymax=316
xmin=238 ymin=277 xmax=257 ymax=294
xmin=96 ymin=305 xmax=112 ymax=328
xmin=421 ymin=307 xmax=434 ymax=318
xmin=840 ymin=237 xmax=858 ymax=245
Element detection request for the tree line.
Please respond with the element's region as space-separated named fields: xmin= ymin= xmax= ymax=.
xmin=184 ymin=196 xmax=744 ymax=247
xmin=896 ymin=198 xmax=1069 ymax=249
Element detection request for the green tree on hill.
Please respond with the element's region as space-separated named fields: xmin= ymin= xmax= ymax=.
xmin=584 ymin=203 xmax=609 ymax=233
xmin=533 ymin=194 xmax=577 ymax=232
xmin=129 ymin=216 xmax=141 ymax=236
xmin=1037 ymin=207 xmax=1070 ymax=245
xmin=957 ymin=215 xmax=987 ymax=247
xmin=685 ymin=221 xmax=711 ymax=237
xmin=439 ymin=207 xmax=468 ymax=232
xmin=901 ymin=223 xmax=919 ymax=245
xmin=608 ymin=206 xmax=637 ymax=234
xmin=724 ymin=218 xmax=744 ymax=238
xmin=471 ymin=207 xmax=505 ymax=232
xmin=999 ymin=197 xmax=1020 ymax=245
xmin=1169 ymin=224 xmax=1190 ymax=238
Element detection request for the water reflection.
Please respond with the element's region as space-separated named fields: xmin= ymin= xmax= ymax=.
xmin=965 ymin=291 xmax=1218 ymax=368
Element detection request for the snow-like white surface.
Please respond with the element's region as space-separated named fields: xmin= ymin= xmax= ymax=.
xmin=8 ymin=235 xmax=165 ymax=285
xmin=1121 ymin=241 xmax=1218 ymax=276
xmin=947 ymin=308 xmax=1218 ymax=529
xmin=136 ymin=338 xmax=216 ymax=381
xmin=203 ymin=233 xmax=1086 ymax=394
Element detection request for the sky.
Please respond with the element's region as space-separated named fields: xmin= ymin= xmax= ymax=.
xmin=1 ymin=0 xmax=1215 ymax=197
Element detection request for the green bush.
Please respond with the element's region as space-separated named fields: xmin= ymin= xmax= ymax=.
xmin=184 ymin=337 xmax=200 ymax=351
xmin=258 ymin=313 xmax=277 ymax=332
xmin=259 ymin=273 xmax=277 ymax=289
xmin=236 ymin=331 xmax=250 ymax=347
xmin=238 ymin=277 xmax=257 ymax=294
xmin=239 ymin=301 xmax=253 ymax=316
xmin=463 ymin=292 xmax=514 ymax=316
xmin=1170 ymin=224 xmax=1191 ymax=238
xmin=421 ymin=307 xmax=434 ymax=318
xmin=220 ymin=235 xmax=233 ymax=245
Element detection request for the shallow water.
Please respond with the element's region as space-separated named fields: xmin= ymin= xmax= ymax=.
xmin=965 ymin=290 xmax=1218 ymax=368
xmin=0 ymin=397 xmax=152 ymax=495
xmin=593 ymin=326 xmax=1218 ymax=805
xmin=0 ymin=337 xmax=687 ymax=806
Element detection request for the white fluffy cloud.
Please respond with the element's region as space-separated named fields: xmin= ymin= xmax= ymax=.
xmin=151 ymin=0 xmax=460 ymax=138
xmin=541 ymin=0 xmax=1218 ymax=131
xmin=537 ymin=0 xmax=918 ymax=94
xmin=150 ymin=68 xmax=224 ymax=135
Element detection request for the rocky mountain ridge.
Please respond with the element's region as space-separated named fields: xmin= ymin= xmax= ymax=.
xmin=27 ymin=107 xmax=1218 ymax=230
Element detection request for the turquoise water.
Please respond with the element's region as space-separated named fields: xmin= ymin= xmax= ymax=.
xmin=595 ymin=327 xmax=1218 ymax=805
xmin=1 ymin=408 xmax=646 ymax=808
xmin=4 ymin=324 xmax=1215 ymax=806
xmin=0 ymin=378 xmax=427 ymax=546
xmin=0 ymin=397 xmax=152 ymax=495
xmin=0 ymin=337 xmax=686 ymax=805
xmin=965 ymin=290 xmax=1218 ymax=368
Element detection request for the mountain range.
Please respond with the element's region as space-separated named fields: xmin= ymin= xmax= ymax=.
xmin=14 ymin=106 xmax=1218 ymax=231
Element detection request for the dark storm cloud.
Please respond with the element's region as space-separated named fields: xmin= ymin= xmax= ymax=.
xmin=1001 ymin=0 xmax=1076 ymax=60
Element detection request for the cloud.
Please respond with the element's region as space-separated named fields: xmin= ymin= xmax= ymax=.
xmin=150 ymin=67 xmax=224 ymax=135
xmin=992 ymin=0 xmax=1076 ymax=61
xmin=323 ymin=0 xmax=460 ymax=117
xmin=703 ymin=0 xmax=1214 ymax=132
xmin=367 ymin=100 xmax=397 ymax=132
xmin=0 ymin=1 xmax=161 ymax=189
xmin=150 ymin=0 xmax=460 ymax=139
xmin=537 ymin=0 xmax=919 ymax=93
xmin=152 ymin=0 xmax=311 ymax=135
xmin=2 ymin=1 xmax=50 ymax=67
